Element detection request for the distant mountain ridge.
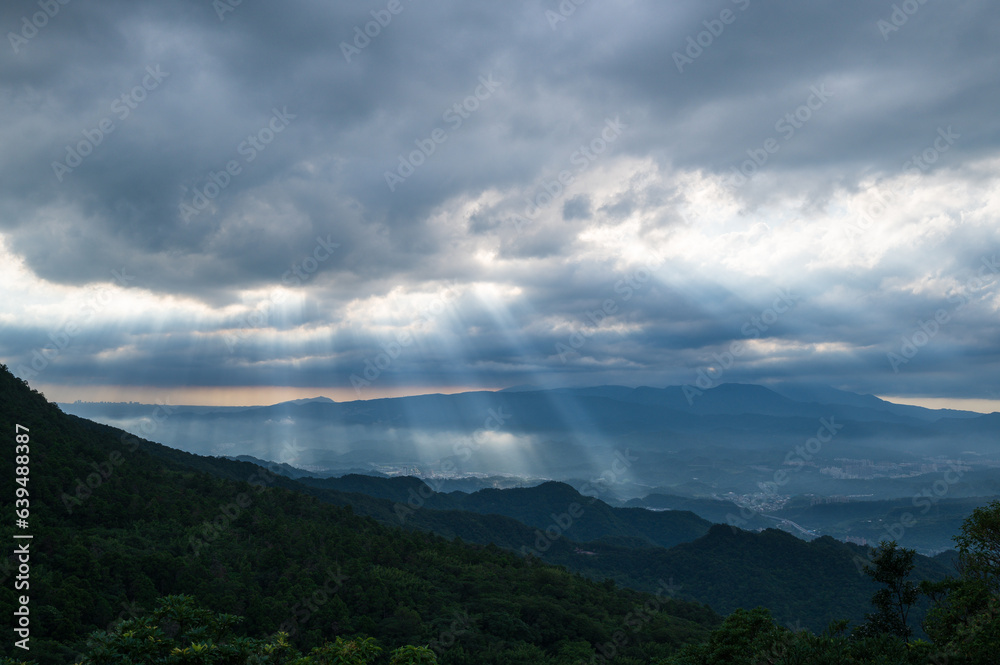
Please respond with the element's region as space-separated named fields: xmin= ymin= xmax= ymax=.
xmin=61 ymin=381 xmax=991 ymax=420
xmin=59 ymin=382 xmax=999 ymax=482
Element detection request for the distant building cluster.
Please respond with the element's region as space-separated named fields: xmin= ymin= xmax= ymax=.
xmin=722 ymin=490 xmax=790 ymax=513
xmin=819 ymin=458 xmax=946 ymax=479
xmin=808 ymin=495 xmax=850 ymax=506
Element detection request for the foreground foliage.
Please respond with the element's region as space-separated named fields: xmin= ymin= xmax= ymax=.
xmin=664 ymin=501 xmax=1000 ymax=664
xmin=1 ymin=595 xmax=433 ymax=664
xmin=68 ymin=595 xmax=435 ymax=664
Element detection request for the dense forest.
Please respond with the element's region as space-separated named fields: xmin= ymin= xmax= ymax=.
xmin=290 ymin=473 xmax=954 ymax=632
xmin=1 ymin=365 xmax=998 ymax=664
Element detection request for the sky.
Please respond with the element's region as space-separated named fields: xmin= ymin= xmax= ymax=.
xmin=1 ymin=0 xmax=999 ymax=409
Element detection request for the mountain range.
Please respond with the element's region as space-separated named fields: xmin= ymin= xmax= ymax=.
xmin=61 ymin=381 xmax=1000 ymax=553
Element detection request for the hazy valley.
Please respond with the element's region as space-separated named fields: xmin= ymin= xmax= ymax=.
xmin=62 ymin=382 xmax=1000 ymax=555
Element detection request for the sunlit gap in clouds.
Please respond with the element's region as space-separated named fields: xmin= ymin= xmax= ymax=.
xmin=186 ymin=285 xmax=333 ymax=462
xmin=545 ymin=208 xmax=720 ymax=498
xmin=576 ymin=182 xmax=848 ymax=395
xmin=647 ymin=182 xmax=821 ymax=384
xmin=347 ymin=281 xmax=487 ymax=471
xmin=371 ymin=280 xmax=545 ymax=480
xmin=465 ymin=281 xmax=547 ymax=478
xmin=529 ymin=214 xmax=661 ymax=492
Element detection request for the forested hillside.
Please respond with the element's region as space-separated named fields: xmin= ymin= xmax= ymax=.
xmin=89 ymin=432 xmax=956 ymax=632
xmin=0 ymin=366 xmax=718 ymax=664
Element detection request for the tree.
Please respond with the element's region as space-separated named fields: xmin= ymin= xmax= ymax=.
xmin=955 ymin=499 xmax=1000 ymax=594
xmin=923 ymin=501 xmax=1000 ymax=664
xmin=295 ymin=636 xmax=383 ymax=665
xmin=58 ymin=595 xmax=436 ymax=665
xmin=663 ymin=607 xmax=788 ymax=664
xmin=856 ymin=541 xmax=918 ymax=642
xmin=387 ymin=645 xmax=437 ymax=665
xmin=70 ymin=594 xmax=299 ymax=664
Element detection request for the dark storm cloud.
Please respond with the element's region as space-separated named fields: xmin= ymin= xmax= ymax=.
xmin=1 ymin=0 xmax=999 ymax=401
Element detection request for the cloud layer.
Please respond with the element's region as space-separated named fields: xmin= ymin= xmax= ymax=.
xmin=1 ymin=0 xmax=999 ymax=403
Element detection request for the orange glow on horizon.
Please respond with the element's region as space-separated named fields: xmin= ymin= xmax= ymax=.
xmin=36 ymin=383 xmax=501 ymax=407
xmin=876 ymin=395 xmax=1000 ymax=415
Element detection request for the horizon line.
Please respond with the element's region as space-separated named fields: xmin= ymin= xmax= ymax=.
xmin=35 ymin=381 xmax=1000 ymax=414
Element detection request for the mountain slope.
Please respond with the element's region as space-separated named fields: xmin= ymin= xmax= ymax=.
xmin=0 ymin=366 xmax=720 ymax=665
xmin=89 ymin=430 xmax=957 ymax=633
xmin=543 ymin=524 xmax=953 ymax=634
xmin=297 ymin=475 xmax=712 ymax=550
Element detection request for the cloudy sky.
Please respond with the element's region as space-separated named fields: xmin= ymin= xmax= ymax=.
xmin=1 ymin=0 xmax=999 ymax=409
